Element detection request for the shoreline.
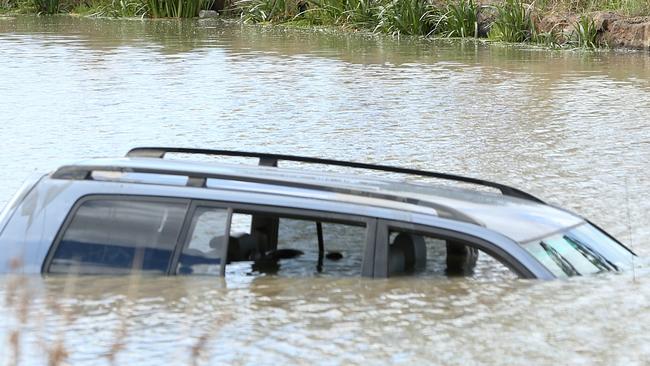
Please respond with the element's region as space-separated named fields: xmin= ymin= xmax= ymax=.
xmin=535 ymin=11 xmax=650 ymax=50
xmin=1 ymin=0 xmax=649 ymax=51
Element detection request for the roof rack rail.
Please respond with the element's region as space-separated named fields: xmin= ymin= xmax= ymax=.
xmin=126 ymin=147 xmax=545 ymax=204
xmin=52 ymin=164 xmax=478 ymax=223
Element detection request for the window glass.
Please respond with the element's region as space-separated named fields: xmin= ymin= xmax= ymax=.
xmin=567 ymin=224 xmax=633 ymax=269
xmin=177 ymin=207 xmax=230 ymax=276
xmin=275 ymin=219 xmax=366 ymax=277
xmin=224 ymin=212 xmax=367 ymax=278
xmin=387 ymin=230 xmax=517 ymax=280
xmin=50 ymin=199 xmax=187 ymax=274
xmin=522 ymin=223 xmax=633 ymax=278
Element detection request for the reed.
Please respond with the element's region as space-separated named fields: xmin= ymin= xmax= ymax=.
xmin=572 ymin=14 xmax=598 ymax=48
xmin=538 ymin=0 xmax=650 ymax=16
xmin=530 ymin=27 xmax=561 ymax=47
xmin=374 ymin=0 xmax=441 ymax=37
xmin=32 ymin=0 xmax=61 ymax=14
xmin=239 ymin=0 xmax=298 ymax=22
xmin=106 ymin=0 xmax=147 ymax=17
xmin=1 ymin=0 xmax=15 ymax=10
xmin=488 ymin=0 xmax=534 ymax=42
xmin=303 ymin=0 xmax=376 ymax=28
xmin=146 ymin=0 xmax=214 ymax=18
xmin=443 ymin=0 xmax=478 ymax=38
xmin=73 ymin=0 xmax=147 ymax=17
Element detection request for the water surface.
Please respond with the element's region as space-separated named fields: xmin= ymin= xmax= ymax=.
xmin=1 ymin=16 xmax=649 ymax=365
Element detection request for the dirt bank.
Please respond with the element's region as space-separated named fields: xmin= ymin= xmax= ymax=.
xmin=475 ymin=2 xmax=650 ymax=50
xmin=536 ymin=12 xmax=650 ymax=50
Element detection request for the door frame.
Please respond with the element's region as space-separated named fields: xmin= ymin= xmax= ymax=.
xmin=171 ymin=199 xmax=378 ymax=277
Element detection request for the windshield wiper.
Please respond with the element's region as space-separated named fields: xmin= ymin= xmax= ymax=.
xmin=563 ymin=235 xmax=618 ymax=272
xmin=540 ymin=242 xmax=580 ymax=277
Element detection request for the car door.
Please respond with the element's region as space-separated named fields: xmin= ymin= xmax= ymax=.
xmin=373 ymin=219 xmax=548 ymax=279
xmin=171 ymin=200 xmax=378 ymax=278
xmin=44 ymin=195 xmax=190 ymax=275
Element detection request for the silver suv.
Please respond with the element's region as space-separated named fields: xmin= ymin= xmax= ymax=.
xmin=0 ymin=147 xmax=635 ymax=279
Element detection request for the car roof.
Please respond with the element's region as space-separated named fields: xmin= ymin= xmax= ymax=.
xmin=50 ymin=154 xmax=584 ymax=244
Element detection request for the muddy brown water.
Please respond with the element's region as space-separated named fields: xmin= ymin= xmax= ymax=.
xmin=1 ymin=16 xmax=649 ymax=365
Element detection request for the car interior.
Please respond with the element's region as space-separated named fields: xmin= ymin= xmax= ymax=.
xmin=178 ymin=209 xmax=514 ymax=279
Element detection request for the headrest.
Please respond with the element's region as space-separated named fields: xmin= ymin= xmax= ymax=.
xmin=389 ymin=233 xmax=427 ymax=275
xmin=209 ymin=233 xmax=259 ymax=262
xmin=230 ymin=233 xmax=259 ymax=262
xmin=446 ymin=240 xmax=479 ymax=276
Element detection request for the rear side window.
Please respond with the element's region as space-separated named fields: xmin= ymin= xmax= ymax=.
xmin=48 ymin=199 xmax=188 ymax=274
xmin=176 ymin=207 xmax=230 ymax=276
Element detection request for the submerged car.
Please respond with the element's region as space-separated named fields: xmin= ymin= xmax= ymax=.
xmin=0 ymin=147 xmax=636 ymax=279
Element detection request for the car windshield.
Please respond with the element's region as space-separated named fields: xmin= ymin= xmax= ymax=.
xmin=522 ymin=223 xmax=635 ymax=278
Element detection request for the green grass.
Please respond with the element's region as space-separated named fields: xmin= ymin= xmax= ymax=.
xmin=239 ymin=0 xmax=298 ymax=23
xmin=530 ymin=27 xmax=561 ymax=47
xmin=374 ymin=0 xmax=442 ymax=37
xmin=4 ymin=0 xmax=649 ymax=46
xmin=443 ymin=0 xmax=478 ymax=38
xmin=572 ymin=14 xmax=598 ymax=48
xmin=2 ymin=0 xmax=212 ymax=17
xmin=303 ymin=0 xmax=376 ymax=28
xmin=538 ymin=0 xmax=650 ymax=16
xmin=488 ymin=0 xmax=534 ymax=43
xmin=1 ymin=0 xmax=14 ymax=10
xmin=72 ymin=0 xmax=147 ymax=17
xmin=146 ymin=0 xmax=213 ymax=17
xmin=32 ymin=0 xmax=61 ymax=13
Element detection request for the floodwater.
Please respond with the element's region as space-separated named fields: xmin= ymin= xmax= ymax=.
xmin=1 ymin=15 xmax=650 ymax=365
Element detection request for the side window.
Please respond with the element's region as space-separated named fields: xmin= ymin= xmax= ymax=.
xmin=176 ymin=207 xmax=230 ymax=275
xmin=276 ymin=219 xmax=367 ymax=277
xmin=386 ymin=229 xmax=517 ymax=280
xmin=49 ymin=199 xmax=188 ymax=274
xmin=223 ymin=212 xmax=368 ymax=278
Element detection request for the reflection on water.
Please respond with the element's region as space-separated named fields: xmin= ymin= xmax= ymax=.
xmin=1 ymin=16 xmax=650 ymax=364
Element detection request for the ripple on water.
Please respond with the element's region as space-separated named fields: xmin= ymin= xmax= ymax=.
xmin=1 ymin=16 xmax=650 ymax=365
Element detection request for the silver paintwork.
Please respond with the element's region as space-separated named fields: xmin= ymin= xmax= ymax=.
xmin=0 ymin=157 xmax=583 ymax=278
xmin=55 ymin=157 xmax=584 ymax=242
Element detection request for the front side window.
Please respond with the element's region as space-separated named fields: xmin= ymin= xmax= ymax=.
xmin=274 ymin=218 xmax=367 ymax=277
xmin=49 ymin=199 xmax=188 ymax=274
xmin=384 ymin=228 xmax=517 ymax=280
xmin=522 ymin=223 xmax=634 ymax=278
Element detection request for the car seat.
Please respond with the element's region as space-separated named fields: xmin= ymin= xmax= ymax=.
xmin=388 ymin=232 xmax=427 ymax=275
xmin=446 ymin=240 xmax=479 ymax=276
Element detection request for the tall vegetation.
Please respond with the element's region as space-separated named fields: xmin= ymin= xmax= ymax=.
xmin=374 ymin=0 xmax=440 ymax=37
xmin=146 ymin=0 xmax=213 ymax=17
xmin=3 ymin=0 xmax=645 ymax=49
xmin=32 ymin=0 xmax=61 ymax=14
xmin=444 ymin=0 xmax=478 ymax=38
xmin=572 ymin=15 xmax=598 ymax=48
xmin=73 ymin=0 xmax=147 ymax=17
xmin=235 ymin=0 xmax=620 ymax=49
xmin=2 ymin=0 xmax=213 ymax=16
xmin=239 ymin=0 xmax=297 ymax=22
xmin=537 ymin=0 xmax=650 ymax=16
xmin=488 ymin=0 xmax=534 ymax=42
xmin=304 ymin=0 xmax=376 ymax=27
xmin=1 ymin=0 xmax=16 ymax=11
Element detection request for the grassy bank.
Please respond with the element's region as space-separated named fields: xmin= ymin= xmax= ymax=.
xmin=0 ymin=0 xmax=215 ymax=17
xmin=1 ymin=0 xmax=649 ymax=48
xmin=538 ymin=0 xmax=650 ymax=16
xmin=236 ymin=0 xmax=650 ymax=48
